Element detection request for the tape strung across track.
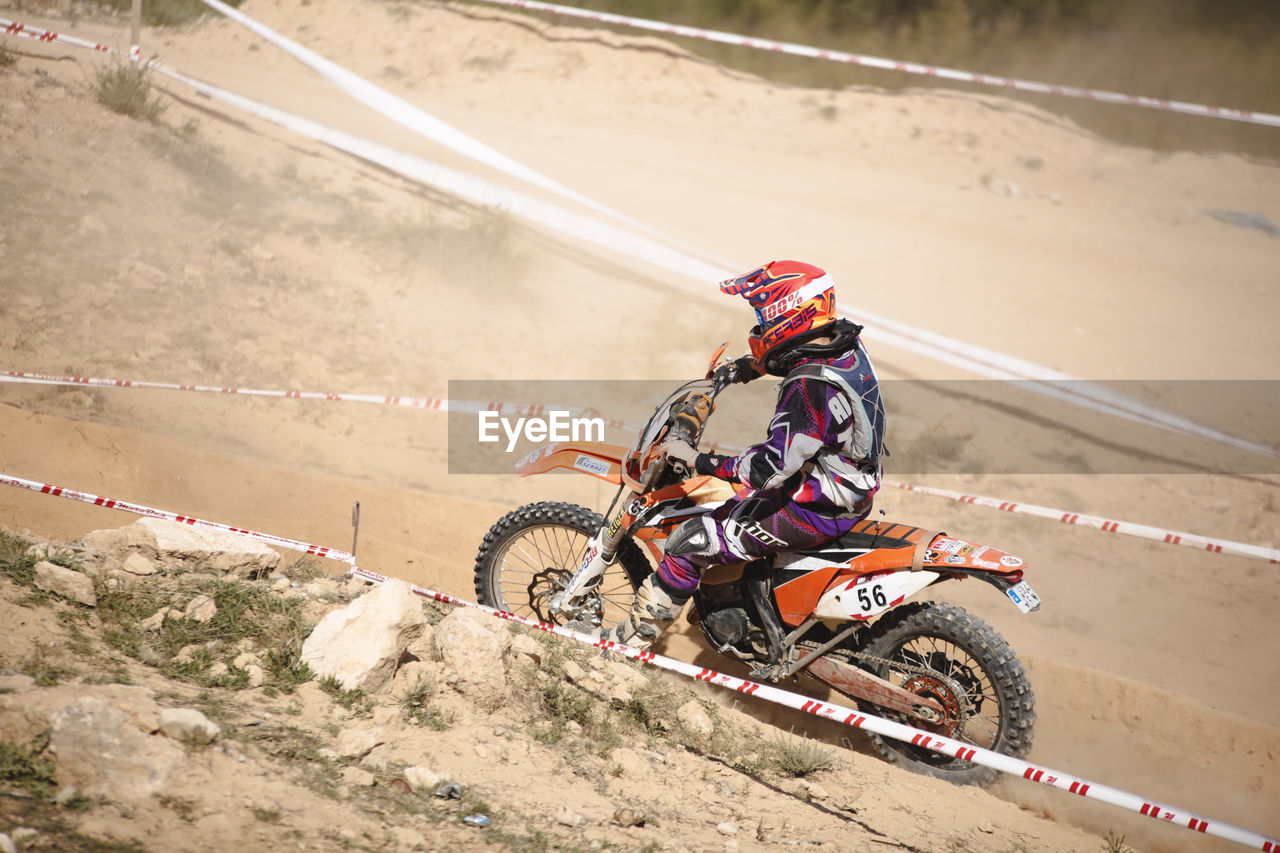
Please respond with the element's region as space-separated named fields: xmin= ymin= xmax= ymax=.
xmin=462 ymin=0 xmax=1280 ymax=129
xmin=4 ymin=368 xmax=1276 ymax=566
xmin=192 ymin=0 xmax=658 ymax=236
xmin=0 ymin=471 xmax=1275 ymax=850
xmin=2 ymin=17 xmax=1274 ymax=465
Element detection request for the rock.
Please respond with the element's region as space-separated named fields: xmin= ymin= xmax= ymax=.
xmin=0 ymin=674 xmax=36 ymax=693
xmin=183 ymin=594 xmax=217 ymax=623
xmin=340 ymin=766 xmax=375 ymax=787
xmin=429 ymin=609 xmax=507 ymax=709
xmin=335 ymin=726 xmax=384 ymax=759
xmin=555 ymin=806 xmax=583 ymax=827
xmin=140 ymin=607 xmax=182 ymax=632
xmin=208 ymin=662 xmax=229 ymax=678
xmin=33 ymin=561 xmax=97 ymax=606
xmin=803 ymin=781 xmax=829 ymax=801
xmin=978 ymin=820 xmax=995 ymax=833
xmin=40 ymin=697 xmax=184 ymax=800
xmin=0 ymin=833 xmax=13 ymax=853
xmin=53 ymin=785 xmax=79 ymax=806
xmin=717 ymin=822 xmax=738 ymax=836
xmin=301 ymin=579 xmax=424 ymax=694
xmin=120 ymin=553 xmax=157 ymax=576
xmin=81 ymin=518 xmax=280 ymax=578
xmin=11 ymin=828 xmax=35 ymax=846
xmin=676 ymin=700 xmax=713 ymax=739
xmin=173 ymin=643 xmax=205 ymax=664
xmin=608 ymin=747 xmax=646 ymax=777
xmin=403 ymin=765 xmax=442 ymax=793
xmin=562 ymin=659 xmax=587 ymax=683
xmin=159 ymin=708 xmax=221 ymax=746
xmin=232 ymin=652 xmax=260 ymax=669
xmin=506 ymin=632 xmax=543 ymax=664
xmin=271 ymin=576 xmax=291 ymax=592
xmin=243 ymin=664 xmax=266 ymax=687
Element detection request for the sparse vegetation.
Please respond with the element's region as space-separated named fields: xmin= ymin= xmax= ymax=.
xmin=0 ymin=529 xmax=38 ymax=586
xmin=0 ymin=731 xmax=57 ymax=799
xmin=92 ymin=60 xmax=166 ymax=121
xmin=402 ymin=675 xmax=454 ymax=730
xmin=1102 ymin=830 xmax=1134 ymax=853
xmin=318 ymin=674 xmax=373 ymax=714
xmin=0 ymin=43 xmax=18 ymax=70
xmin=97 ymin=575 xmax=312 ymax=692
xmin=761 ymin=730 xmax=836 ymax=777
xmin=97 ymin=0 xmax=244 ymax=26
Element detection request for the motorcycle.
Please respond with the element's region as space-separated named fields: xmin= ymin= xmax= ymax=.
xmin=473 ymin=351 xmax=1039 ymax=785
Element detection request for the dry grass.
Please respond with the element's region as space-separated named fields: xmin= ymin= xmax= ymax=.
xmin=92 ymin=60 xmax=165 ymax=121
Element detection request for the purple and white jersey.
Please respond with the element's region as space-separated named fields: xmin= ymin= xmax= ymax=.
xmin=695 ymin=343 xmax=886 ymax=514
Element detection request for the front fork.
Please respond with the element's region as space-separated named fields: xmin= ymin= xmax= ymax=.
xmin=549 ymin=488 xmax=638 ymax=621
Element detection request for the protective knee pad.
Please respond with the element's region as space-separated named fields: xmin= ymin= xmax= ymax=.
xmin=664 ymin=517 xmax=716 ymax=560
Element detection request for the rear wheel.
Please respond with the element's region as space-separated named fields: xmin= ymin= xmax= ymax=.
xmin=856 ymin=601 xmax=1035 ymax=786
xmin=473 ymin=501 xmax=650 ymax=626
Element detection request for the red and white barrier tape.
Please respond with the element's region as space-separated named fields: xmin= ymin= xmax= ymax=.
xmin=190 ymin=0 xmax=695 ymax=250
xmin=355 ymin=561 xmax=1280 ymax=852
xmin=1 ymin=469 xmax=1275 ymax=848
xmin=4 ymin=369 xmax=1275 ymax=565
xmin=3 ymin=17 xmax=1274 ymax=464
xmin=463 ymin=0 xmax=1280 ymax=129
xmin=885 ymin=480 xmax=1279 ymax=565
xmin=0 ymin=473 xmax=354 ymax=563
xmin=0 ymin=370 xmax=633 ymax=429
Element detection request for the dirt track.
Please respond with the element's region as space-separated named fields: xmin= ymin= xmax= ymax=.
xmin=2 ymin=1 xmax=1278 ymax=850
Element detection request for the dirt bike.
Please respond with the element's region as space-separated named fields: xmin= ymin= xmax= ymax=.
xmin=474 ymin=350 xmax=1039 ymax=785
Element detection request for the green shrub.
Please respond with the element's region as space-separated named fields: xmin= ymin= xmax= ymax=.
xmin=92 ymin=60 xmax=165 ymax=120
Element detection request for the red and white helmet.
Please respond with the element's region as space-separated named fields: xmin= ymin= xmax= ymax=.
xmin=719 ymin=260 xmax=838 ymax=365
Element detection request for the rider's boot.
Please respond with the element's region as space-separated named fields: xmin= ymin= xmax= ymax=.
xmin=570 ymin=572 xmax=689 ymax=651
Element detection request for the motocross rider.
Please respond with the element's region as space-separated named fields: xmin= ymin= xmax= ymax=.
xmin=598 ymin=260 xmax=887 ymax=651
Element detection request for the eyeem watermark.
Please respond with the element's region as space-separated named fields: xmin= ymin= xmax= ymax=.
xmin=478 ymin=410 xmax=606 ymax=452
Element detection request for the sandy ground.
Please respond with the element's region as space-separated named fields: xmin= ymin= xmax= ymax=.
xmin=2 ymin=0 xmax=1278 ymax=850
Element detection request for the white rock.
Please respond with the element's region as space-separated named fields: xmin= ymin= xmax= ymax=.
xmin=716 ymin=822 xmax=738 ymax=836
xmin=562 ymin=659 xmax=587 ymax=683
xmin=45 ymin=697 xmax=184 ymax=800
xmin=140 ymin=609 xmax=169 ymax=632
xmin=183 ymin=594 xmax=217 ymax=623
xmin=403 ymin=765 xmax=442 ymax=793
xmin=159 ymin=708 xmax=221 ymax=746
xmin=271 ymin=576 xmax=291 ymax=592
xmin=429 ymin=609 xmax=507 ymax=710
xmin=81 ymin=518 xmax=279 ymax=577
xmin=506 ymin=632 xmax=543 ymax=664
xmin=120 ymin=553 xmax=157 ymax=576
xmin=335 ymin=726 xmax=383 ymax=759
xmin=301 ymin=579 xmax=424 ymax=694
xmin=676 ymin=700 xmax=714 ymax=739
xmin=555 ymin=806 xmax=582 ymax=827
xmin=34 ymin=561 xmax=97 ymax=607
xmin=232 ymin=652 xmax=260 ymax=669
xmin=243 ymin=664 xmax=266 ymax=688
xmin=0 ymin=833 xmax=14 ymax=853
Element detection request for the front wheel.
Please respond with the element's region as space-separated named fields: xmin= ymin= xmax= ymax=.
xmin=856 ymin=601 xmax=1036 ymax=786
xmin=473 ymin=501 xmax=650 ymax=627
